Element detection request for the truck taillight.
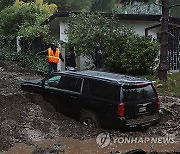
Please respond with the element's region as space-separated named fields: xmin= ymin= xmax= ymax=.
xmin=157 ymin=97 xmax=160 ymax=110
xmin=118 ymin=103 xmax=124 ymax=117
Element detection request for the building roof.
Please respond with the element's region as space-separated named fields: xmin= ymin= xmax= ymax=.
xmin=42 ymin=11 xmax=180 ymax=26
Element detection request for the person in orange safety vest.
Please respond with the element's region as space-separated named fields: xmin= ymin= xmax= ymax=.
xmin=37 ymin=44 xmax=64 ymax=75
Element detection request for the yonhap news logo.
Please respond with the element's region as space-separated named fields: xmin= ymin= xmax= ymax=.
xmin=96 ymin=132 xmax=111 ymax=148
xmin=96 ymin=132 xmax=177 ymax=148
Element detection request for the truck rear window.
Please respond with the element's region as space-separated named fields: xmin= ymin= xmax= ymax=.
xmin=122 ymin=84 xmax=156 ymax=102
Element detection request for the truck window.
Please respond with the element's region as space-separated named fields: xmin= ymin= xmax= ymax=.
xmin=89 ymin=79 xmax=119 ymax=101
xmin=61 ymin=76 xmax=82 ymax=93
xmin=44 ymin=75 xmax=61 ymax=88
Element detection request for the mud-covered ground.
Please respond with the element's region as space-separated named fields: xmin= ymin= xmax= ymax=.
xmin=0 ymin=60 xmax=179 ymax=154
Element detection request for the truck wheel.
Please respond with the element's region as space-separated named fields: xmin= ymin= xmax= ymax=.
xmin=80 ymin=110 xmax=100 ymax=128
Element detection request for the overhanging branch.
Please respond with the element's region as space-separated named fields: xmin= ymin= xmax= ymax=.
xmin=170 ymin=4 xmax=180 ymax=8
xmin=154 ymin=2 xmax=162 ymax=7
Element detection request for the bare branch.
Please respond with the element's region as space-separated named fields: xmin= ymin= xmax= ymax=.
xmin=154 ymin=2 xmax=162 ymax=7
xmin=170 ymin=4 xmax=180 ymax=8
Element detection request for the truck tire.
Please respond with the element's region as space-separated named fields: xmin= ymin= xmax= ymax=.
xmin=80 ymin=109 xmax=100 ymax=128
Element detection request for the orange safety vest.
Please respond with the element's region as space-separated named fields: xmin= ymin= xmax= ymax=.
xmin=47 ymin=48 xmax=60 ymax=63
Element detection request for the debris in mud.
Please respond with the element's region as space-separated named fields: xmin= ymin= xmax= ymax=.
xmin=32 ymin=141 xmax=66 ymax=154
xmin=0 ymin=60 xmax=179 ymax=153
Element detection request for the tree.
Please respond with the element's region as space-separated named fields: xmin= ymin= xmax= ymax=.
xmin=114 ymin=1 xmax=161 ymax=14
xmin=169 ymin=0 xmax=180 ymax=17
xmin=0 ymin=0 xmax=58 ymax=53
xmin=117 ymin=0 xmax=149 ymax=5
xmin=157 ymin=0 xmax=169 ymax=81
xmin=154 ymin=0 xmax=180 ymax=81
xmin=44 ymin=0 xmax=69 ymax=11
xmin=91 ymin=0 xmax=115 ymax=12
xmin=0 ymin=0 xmax=14 ymax=11
xmin=67 ymin=0 xmax=94 ymax=11
xmin=45 ymin=0 xmax=94 ymax=11
xmin=0 ymin=0 xmax=57 ymax=37
xmin=14 ymin=0 xmax=87 ymax=12
xmin=45 ymin=0 xmax=116 ymax=12
xmin=119 ymin=0 xmax=180 ymax=81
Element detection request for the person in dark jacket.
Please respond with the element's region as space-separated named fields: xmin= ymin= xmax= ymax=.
xmin=37 ymin=43 xmax=64 ymax=75
xmin=94 ymin=45 xmax=104 ymax=71
xmin=66 ymin=46 xmax=76 ymax=71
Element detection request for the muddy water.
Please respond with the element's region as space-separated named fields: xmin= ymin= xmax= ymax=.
xmin=5 ymin=136 xmax=180 ymax=154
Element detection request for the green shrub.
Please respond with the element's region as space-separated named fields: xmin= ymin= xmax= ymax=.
xmin=105 ymin=35 xmax=159 ymax=75
xmin=0 ymin=35 xmax=47 ymax=74
xmin=66 ymin=13 xmax=160 ymax=75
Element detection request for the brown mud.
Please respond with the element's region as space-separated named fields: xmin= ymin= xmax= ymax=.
xmin=0 ymin=60 xmax=179 ymax=154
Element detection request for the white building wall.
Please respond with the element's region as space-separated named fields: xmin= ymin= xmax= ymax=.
xmin=59 ymin=21 xmax=68 ymax=42
xmin=120 ymin=20 xmax=160 ymax=38
xmin=58 ymin=21 xmax=68 ymax=71
xmin=58 ymin=20 xmax=91 ymax=71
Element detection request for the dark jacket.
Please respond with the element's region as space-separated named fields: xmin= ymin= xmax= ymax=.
xmin=94 ymin=50 xmax=104 ymax=69
xmin=66 ymin=51 xmax=76 ymax=68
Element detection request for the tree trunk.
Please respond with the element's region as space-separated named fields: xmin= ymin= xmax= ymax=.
xmin=158 ymin=0 xmax=169 ymax=81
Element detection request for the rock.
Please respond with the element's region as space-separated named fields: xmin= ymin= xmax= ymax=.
xmin=156 ymin=84 xmax=163 ymax=88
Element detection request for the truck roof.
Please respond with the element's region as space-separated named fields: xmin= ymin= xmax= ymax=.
xmin=58 ymin=70 xmax=151 ymax=85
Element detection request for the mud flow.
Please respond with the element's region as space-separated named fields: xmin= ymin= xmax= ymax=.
xmin=0 ymin=60 xmax=179 ymax=154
